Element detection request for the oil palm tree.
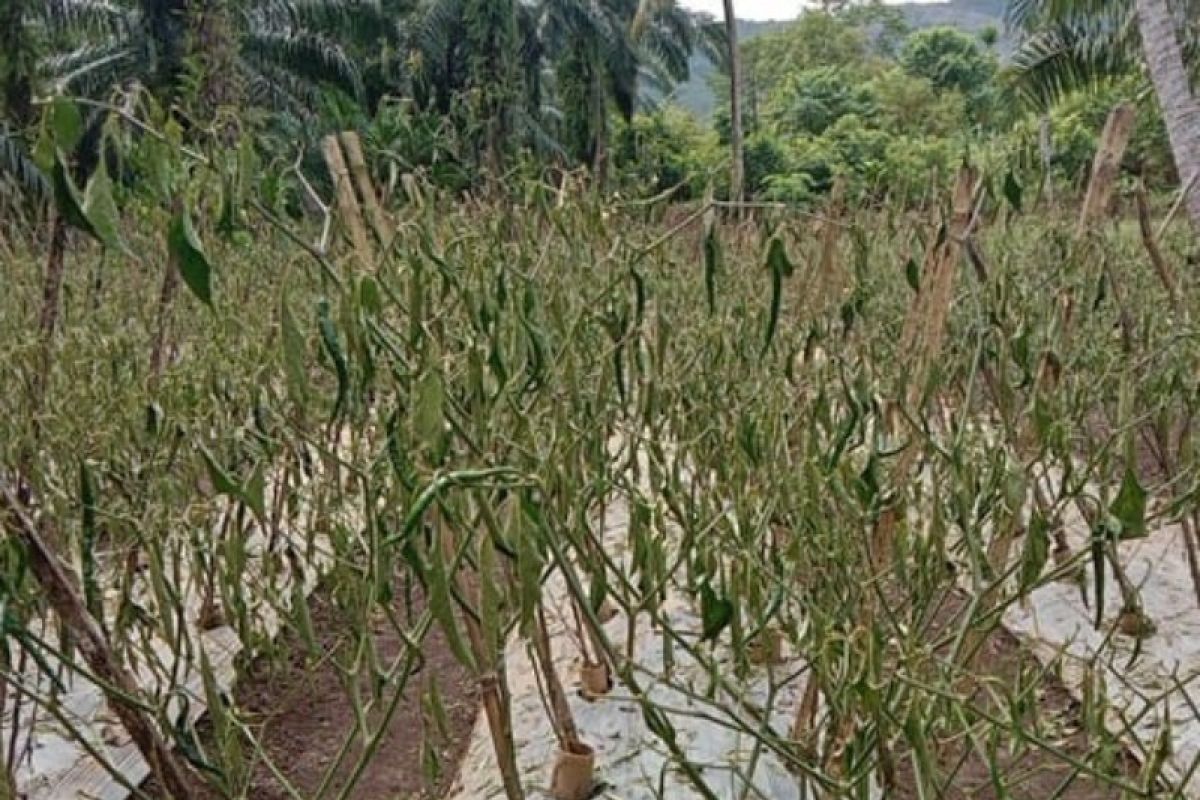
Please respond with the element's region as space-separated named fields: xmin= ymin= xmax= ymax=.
xmin=537 ymin=0 xmax=698 ymax=175
xmin=1007 ymin=0 xmax=1200 ymax=229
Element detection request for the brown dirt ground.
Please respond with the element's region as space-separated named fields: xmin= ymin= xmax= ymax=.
xmin=141 ymin=582 xmax=1140 ymax=800
xmin=889 ymin=588 xmax=1140 ymax=799
xmin=143 ymin=581 xmax=479 ymax=800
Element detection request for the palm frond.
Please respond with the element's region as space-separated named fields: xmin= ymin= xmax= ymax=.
xmin=1005 ymin=0 xmax=1128 ymax=33
xmin=0 ymin=124 xmax=49 ymax=200
xmin=243 ymin=29 xmax=364 ymax=100
xmin=1005 ymin=3 xmax=1139 ymax=108
xmin=42 ymin=40 xmax=135 ymax=95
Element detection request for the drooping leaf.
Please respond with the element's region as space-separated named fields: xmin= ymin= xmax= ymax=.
xmin=168 ymin=206 xmax=214 ymax=308
xmin=762 ymin=236 xmax=794 ymax=356
xmin=1090 ymin=523 xmax=1107 ymax=630
xmin=51 ymin=152 xmax=98 ymax=239
xmin=1019 ymin=512 xmax=1050 ymax=595
xmin=699 ymin=582 xmax=733 ymax=642
xmin=49 ymin=96 xmax=83 ymax=152
xmin=1109 ymin=467 xmax=1147 ymax=540
xmin=79 ymin=461 xmax=103 ymax=626
xmin=905 ymin=257 xmax=920 ymax=293
xmin=317 ymin=298 xmax=349 ymax=421
xmin=1003 ymin=170 xmax=1024 ymax=214
xmin=703 ymin=215 xmax=720 ymax=314
xmin=413 ymin=370 xmax=444 ymax=447
xmin=198 ymin=444 xmax=266 ymax=520
xmin=82 ymin=159 xmax=124 ymax=251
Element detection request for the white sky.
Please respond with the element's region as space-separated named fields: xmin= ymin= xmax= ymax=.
xmin=679 ymin=0 xmax=939 ymax=22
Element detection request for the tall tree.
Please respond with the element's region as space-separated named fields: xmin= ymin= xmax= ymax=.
xmin=722 ymin=0 xmax=745 ymax=204
xmin=1134 ymin=0 xmax=1200 ymax=227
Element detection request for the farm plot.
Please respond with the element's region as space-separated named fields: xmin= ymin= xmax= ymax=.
xmin=3 ymin=173 xmax=1200 ymax=800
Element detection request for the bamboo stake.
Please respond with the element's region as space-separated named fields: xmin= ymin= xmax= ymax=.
xmin=874 ymin=166 xmax=978 ymax=566
xmin=1077 ymin=103 xmax=1136 ymax=238
xmin=531 ymin=604 xmax=584 ymax=753
xmin=1134 ymin=182 xmax=1182 ymax=315
xmin=815 ymin=176 xmax=847 ymax=310
xmin=437 ymin=512 xmax=524 ymax=800
xmin=338 ymin=131 xmax=390 ymax=244
xmin=321 ymin=134 xmax=372 ymax=270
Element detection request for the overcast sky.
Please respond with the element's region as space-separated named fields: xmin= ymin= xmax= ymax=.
xmin=678 ymin=0 xmax=938 ymax=21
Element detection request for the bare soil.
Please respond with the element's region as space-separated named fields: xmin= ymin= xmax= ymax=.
xmin=143 ymin=581 xmax=479 ymax=800
xmin=139 ymin=582 xmax=1138 ymax=800
xmin=891 ymin=589 xmax=1139 ymax=799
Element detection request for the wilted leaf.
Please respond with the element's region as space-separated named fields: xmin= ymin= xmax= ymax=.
xmin=51 ymin=153 xmax=98 ymax=239
xmin=1110 ymin=467 xmax=1147 ymax=540
xmin=1003 ymin=170 xmax=1023 ymax=214
xmin=49 ymin=96 xmax=83 ymax=152
xmin=1019 ymin=512 xmax=1050 ymax=594
xmin=413 ymin=370 xmax=444 ymax=446
xmin=168 ymin=206 xmax=213 ymax=308
xmin=82 ymin=160 xmax=124 ymax=252
xmin=700 ymin=583 xmax=733 ymax=642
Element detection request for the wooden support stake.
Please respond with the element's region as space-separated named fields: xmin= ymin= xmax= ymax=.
xmin=338 ymin=131 xmax=390 ymax=245
xmin=1077 ymin=102 xmax=1136 ymax=238
xmin=321 ymin=134 xmax=372 ymax=269
xmin=815 ymin=176 xmax=847 ymax=310
xmin=875 ymin=166 xmax=978 ymax=567
xmin=0 ymin=486 xmax=204 ymax=800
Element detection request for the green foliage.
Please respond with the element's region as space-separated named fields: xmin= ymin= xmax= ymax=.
xmin=766 ymin=67 xmax=878 ymax=137
xmin=900 ymin=25 xmax=997 ymax=97
xmin=613 ymin=106 xmax=721 ymax=199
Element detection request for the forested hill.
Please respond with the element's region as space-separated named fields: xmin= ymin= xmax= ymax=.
xmin=675 ymin=0 xmax=1008 ymax=117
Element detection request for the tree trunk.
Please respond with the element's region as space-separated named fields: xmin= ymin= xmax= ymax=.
xmin=1135 ymin=0 xmax=1200 ymax=230
xmin=722 ymin=0 xmax=745 ymax=205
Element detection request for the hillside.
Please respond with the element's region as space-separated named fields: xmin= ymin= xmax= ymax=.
xmin=672 ymin=0 xmax=1008 ymax=118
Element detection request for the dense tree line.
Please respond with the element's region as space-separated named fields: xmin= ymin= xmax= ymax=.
xmin=0 ymin=0 xmax=1197 ymax=227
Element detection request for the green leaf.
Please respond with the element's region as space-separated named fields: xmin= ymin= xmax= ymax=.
xmin=82 ymin=160 xmax=124 ymax=252
xmin=699 ymin=583 xmax=733 ymax=642
xmin=168 ymin=207 xmax=214 ymax=308
xmin=762 ymin=236 xmax=793 ymax=356
xmin=1003 ymin=170 xmax=1023 ymax=214
xmin=51 ymin=153 xmax=98 ymax=239
xmin=198 ymin=444 xmax=266 ymax=520
xmin=359 ymin=276 xmax=383 ymax=316
xmin=317 ymin=298 xmax=349 ymax=421
xmin=427 ymin=541 xmax=474 ymax=670
xmin=49 ymin=96 xmax=83 ymax=152
xmin=413 ymin=371 xmax=445 ymax=447
xmin=904 ymin=257 xmax=920 ymax=293
xmin=1110 ymin=467 xmax=1148 ymax=540
xmin=1019 ymin=512 xmax=1050 ymax=595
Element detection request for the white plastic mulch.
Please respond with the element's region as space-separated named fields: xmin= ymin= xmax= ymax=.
xmin=447 ymin=500 xmax=880 ymax=800
xmin=1002 ymin=470 xmax=1200 ymax=795
xmin=8 ymin=466 xmax=340 ymax=800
